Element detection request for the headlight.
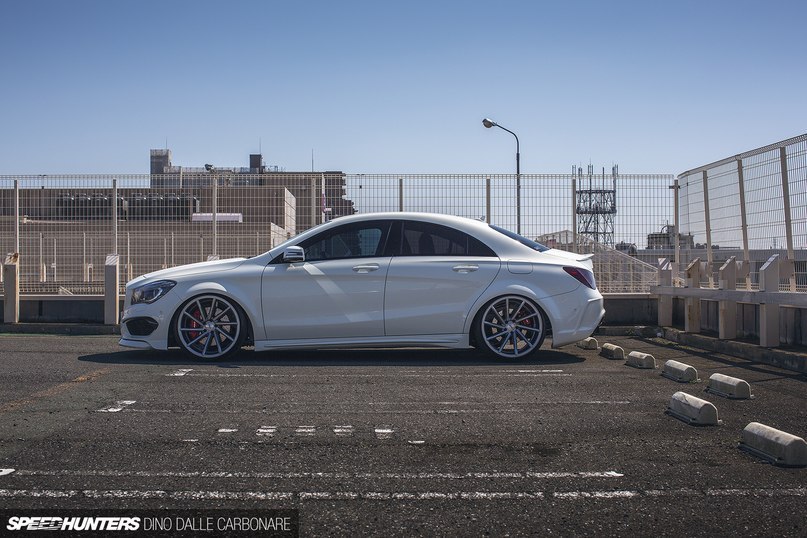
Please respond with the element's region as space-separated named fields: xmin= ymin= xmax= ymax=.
xmin=131 ymin=280 xmax=176 ymax=305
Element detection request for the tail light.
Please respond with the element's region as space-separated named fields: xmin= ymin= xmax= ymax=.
xmin=563 ymin=266 xmax=597 ymax=290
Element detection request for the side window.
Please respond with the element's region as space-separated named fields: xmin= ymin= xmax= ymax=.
xmin=401 ymin=221 xmax=497 ymax=257
xmin=300 ymin=221 xmax=389 ymax=262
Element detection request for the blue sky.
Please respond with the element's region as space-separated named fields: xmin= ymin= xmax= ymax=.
xmin=1 ymin=0 xmax=805 ymax=175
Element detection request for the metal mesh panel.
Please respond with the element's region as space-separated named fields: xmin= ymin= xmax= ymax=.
xmin=1 ymin=172 xmax=674 ymax=295
xmin=677 ymin=134 xmax=807 ymax=292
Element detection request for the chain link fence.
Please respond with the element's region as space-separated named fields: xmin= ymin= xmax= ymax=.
xmin=677 ymin=134 xmax=807 ymax=292
xmin=0 ymin=172 xmax=675 ymax=295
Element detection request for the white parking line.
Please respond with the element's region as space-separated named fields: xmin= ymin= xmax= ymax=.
xmin=166 ymin=369 xmax=193 ymax=377
xmin=374 ymin=427 xmax=395 ymax=440
xmin=0 ymin=488 xmax=803 ymax=501
xmin=333 ymin=425 xmax=354 ymax=437
xmin=295 ymin=426 xmax=316 ymax=436
xmin=217 ymin=428 xmax=238 ymax=434
xmin=554 ymin=490 xmax=638 ymax=499
xmin=183 ymin=373 xmax=571 ymax=378
xmin=256 ymin=426 xmax=277 ymax=437
xmin=127 ymin=405 xmax=629 ymax=416
xmin=96 ymin=400 xmax=136 ymax=413
xmin=5 ymin=469 xmax=624 ymax=480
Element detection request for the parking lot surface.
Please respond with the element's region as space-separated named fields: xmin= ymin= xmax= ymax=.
xmin=0 ymin=334 xmax=805 ymax=536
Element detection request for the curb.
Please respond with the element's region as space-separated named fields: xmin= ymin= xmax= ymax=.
xmin=0 ymin=323 xmax=120 ymax=336
xmin=661 ymin=327 xmax=807 ymax=374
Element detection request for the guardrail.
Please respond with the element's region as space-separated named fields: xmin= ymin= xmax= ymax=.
xmin=653 ymin=254 xmax=806 ymax=347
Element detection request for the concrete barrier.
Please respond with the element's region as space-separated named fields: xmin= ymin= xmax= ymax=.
xmin=575 ymin=337 xmax=599 ymax=350
xmin=661 ymin=360 xmax=699 ymax=383
xmin=705 ymin=373 xmax=753 ymax=400
xmin=599 ymin=343 xmax=624 ymax=360
xmin=739 ymin=422 xmax=807 ymax=467
xmin=625 ymin=351 xmax=656 ymax=369
xmin=666 ymin=392 xmax=721 ymax=426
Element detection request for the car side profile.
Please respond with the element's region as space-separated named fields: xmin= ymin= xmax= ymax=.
xmin=119 ymin=212 xmax=604 ymax=360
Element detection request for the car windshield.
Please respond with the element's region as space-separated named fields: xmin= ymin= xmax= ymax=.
xmin=489 ymin=224 xmax=550 ymax=252
xmin=268 ymin=220 xmax=331 ymax=254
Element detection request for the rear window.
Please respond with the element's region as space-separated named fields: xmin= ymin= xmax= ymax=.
xmin=489 ymin=224 xmax=550 ymax=252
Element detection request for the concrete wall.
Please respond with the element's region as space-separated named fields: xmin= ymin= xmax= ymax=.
xmin=1 ymin=295 xmax=806 ymax=348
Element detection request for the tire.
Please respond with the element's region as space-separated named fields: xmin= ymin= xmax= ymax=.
xmin=174 ymin=294 xmax=245 ymax=360
xmin=472 ymin=295 xmax=546 ymax=359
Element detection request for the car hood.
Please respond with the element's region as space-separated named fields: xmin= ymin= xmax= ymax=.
xmin=127 ymin=257 xmax=248 ymax=286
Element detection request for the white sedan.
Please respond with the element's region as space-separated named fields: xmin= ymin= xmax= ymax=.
xmin=119 ymin=213 xmax=604 ymax=360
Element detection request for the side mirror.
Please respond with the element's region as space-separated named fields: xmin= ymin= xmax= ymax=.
xmin=283 ymin=246 xmax=305 ymax=263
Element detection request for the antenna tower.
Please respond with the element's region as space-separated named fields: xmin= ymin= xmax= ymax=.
xmin=575 ymin=164 xmax=618 ymax=247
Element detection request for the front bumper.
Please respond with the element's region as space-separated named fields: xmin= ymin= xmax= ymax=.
xmin=119 ymin=338 xmax=154 ymax=350
xmin=118 ymin=291 xmax=182 ymax=351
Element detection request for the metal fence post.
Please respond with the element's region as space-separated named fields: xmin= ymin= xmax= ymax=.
xmin=485 ymin=176 xmax=491 ymax=224
xmin=39 ymin=233 xmax=45 ymax=282
xmin=736 ymin=159 xmax=751 ymax=290
xmin=112 ymin=178 xmax=118 ymax=255
xmin=13 ymin=179 xmax=20 ymax=255
xmin=83 ymin=232 xmax=88 ymax=282
xmin=673 ymin=178 xmax=680 ymax=284
xmin=571 ymin=173 xmax=577 ymax=254
xmin=211 ymin=174 xmax=218 ymax=259
xmin=779 ymin=147 xmax=796 ymax=291
xmin=701 ymin=171 xmax=713 ymax=287
xmin=398 ymin=177 xmax=404 ymax=212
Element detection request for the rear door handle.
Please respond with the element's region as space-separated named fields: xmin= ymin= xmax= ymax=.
xmin=353 ymin=264 xmax=380 ymax=273
xmin=452 ymin=264 xmax=479 ymax=273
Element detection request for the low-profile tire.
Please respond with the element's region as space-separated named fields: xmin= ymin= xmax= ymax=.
xmin=472 ymin=295 xmax=546 ymax=359
xmin=174 ymin=294 xmax=245 ymax=360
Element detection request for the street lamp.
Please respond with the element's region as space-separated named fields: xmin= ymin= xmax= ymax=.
xmin=482 ymin=118 xmax=521 ymax=234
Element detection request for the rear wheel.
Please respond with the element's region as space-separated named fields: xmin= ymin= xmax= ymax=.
xmin=473 ymin=295 xmax=546 ymax=359
xmin=175 ymin=295 xmax=245 ymax=360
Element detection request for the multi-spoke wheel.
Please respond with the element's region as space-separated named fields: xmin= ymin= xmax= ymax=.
xmin=473 ymin=296 xmax=546 ymax=359
xmin=175 ymin=295 xmax=244 ymax=360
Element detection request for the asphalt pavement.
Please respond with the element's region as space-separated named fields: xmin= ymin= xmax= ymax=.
xmin=0 ymin=334 xmax=805 ymax=536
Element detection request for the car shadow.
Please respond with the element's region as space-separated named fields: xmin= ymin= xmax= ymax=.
xmin=78 ymin=347 xmax=586 ymax=367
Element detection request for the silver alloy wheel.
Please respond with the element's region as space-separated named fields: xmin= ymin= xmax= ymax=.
xmin=479 ymin=296 xmax=544 ymax=358
xmin=177 ymin=295 xmax=242 ymax=359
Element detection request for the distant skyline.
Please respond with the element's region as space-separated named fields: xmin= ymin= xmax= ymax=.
xmin=1 ymin=0 xmax=805 ymax=175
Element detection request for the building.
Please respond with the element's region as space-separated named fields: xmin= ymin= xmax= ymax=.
xmin=149 ymin=149 xmax=355 ymax=230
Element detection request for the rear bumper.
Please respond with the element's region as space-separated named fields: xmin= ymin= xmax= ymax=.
xmin=549 ymin=293 xmax=605 ymax=348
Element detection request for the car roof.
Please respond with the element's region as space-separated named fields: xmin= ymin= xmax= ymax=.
xmin=285 ymin=212 xmax=536 ymax=259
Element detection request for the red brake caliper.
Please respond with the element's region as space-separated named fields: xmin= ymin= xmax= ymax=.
xmin=188 ymin=308 xmax=202 ymax=340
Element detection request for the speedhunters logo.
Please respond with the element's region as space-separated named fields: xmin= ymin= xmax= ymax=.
xmin=7 ymin=516 xmax=140 ymax=531
xmin=2 ymin=510 xmax=299 ymax=536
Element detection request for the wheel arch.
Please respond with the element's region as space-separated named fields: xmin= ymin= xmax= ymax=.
xmin=466 ymin=287 xmax=554 ymax=345
xmin=167 ymin=288 xmax=255 ymax=348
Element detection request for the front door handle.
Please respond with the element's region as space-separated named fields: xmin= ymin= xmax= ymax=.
xmin=353 ymin=264 xmax=380 ymax=273
xmin=452 ymin=264 xmax=479 ymax=274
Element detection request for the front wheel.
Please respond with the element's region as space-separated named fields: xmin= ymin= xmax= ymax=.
xmin=175 ymin=295 xmax=245 ymax=360
xmin=473 ymin=296 xmax=546 ymax=359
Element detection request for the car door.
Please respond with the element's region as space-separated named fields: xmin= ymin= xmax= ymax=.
xmin=262 ymin=220 xmax=392 ymax=341
xmin=384 ymin=220 xmax=501 ymax=336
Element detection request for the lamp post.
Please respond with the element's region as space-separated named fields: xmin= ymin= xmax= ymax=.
xmin=482 ymin=118 xmax=521 ymax=234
